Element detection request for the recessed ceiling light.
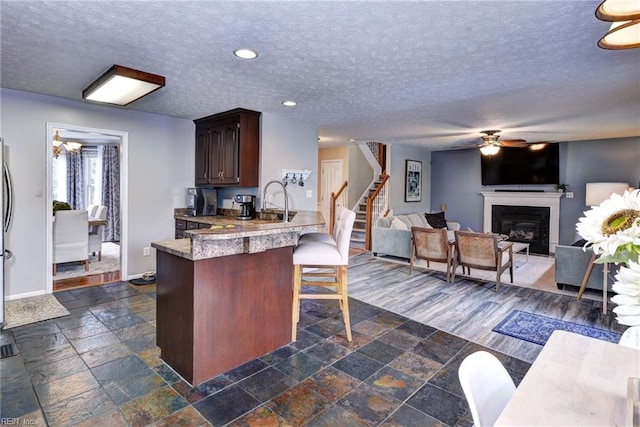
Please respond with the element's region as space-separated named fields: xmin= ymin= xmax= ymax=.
xmin=233 ymin=48 xmax=258 ymax=59
xmin=282 ymin=100 xmax=297 ymax=107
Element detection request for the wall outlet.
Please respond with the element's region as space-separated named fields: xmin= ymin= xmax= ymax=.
xmin=306 ymin=190 xmax=313 ymax=198
xmin=143 ymin=247 xmax=150 ymax=257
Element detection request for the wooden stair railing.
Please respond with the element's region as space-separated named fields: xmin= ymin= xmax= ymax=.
xmin=329 ymin=180 xmax=348 ymax=234
xmin=365 ymin=173 xmax=389 ymax=250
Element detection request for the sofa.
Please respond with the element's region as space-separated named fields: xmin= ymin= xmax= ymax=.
xmin=372 ymin=212 xmax=461 ymax=260
xmin=554 ymin=243 xmax=615 ymax=292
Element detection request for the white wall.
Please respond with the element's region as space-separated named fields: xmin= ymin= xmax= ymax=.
xmin=1 ymin=88 xmax=193 ymax=298
xmin=260 ymin=112 xmax=318 ymax=211
xmin=389 ymin=144 xmax=432 ymax=214
xmin=348 ymin=144 xmax=373 ymax=209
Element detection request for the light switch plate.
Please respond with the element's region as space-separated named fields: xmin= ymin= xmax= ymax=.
xmin=566 ymin=192 xmax=574 ymax=199
xmin=306 ymin=190 xmax=313 ymax=198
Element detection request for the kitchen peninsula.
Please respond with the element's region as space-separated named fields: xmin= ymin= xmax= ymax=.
xmin=151 ymin=211 xmax=324 ymax=385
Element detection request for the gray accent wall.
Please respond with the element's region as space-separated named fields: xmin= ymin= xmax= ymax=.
xmin=389 ymin=144 xmax=432 ymax=214
xmin=431 ymin=137 xmax=640 ymax=245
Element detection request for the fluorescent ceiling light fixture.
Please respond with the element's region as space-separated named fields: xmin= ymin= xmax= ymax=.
xmin=479 ymin=145 xmax=500 ymax=155
xmin=282 ymin=100 xmax=297 ymax=107
xmin=82 ymin=64 xmax=165 ymax=106
xmin=596 ymin=0 xmax=640 ymax=21
xmin=234 ymin=48 xmax=258 ymax=59
xmin=598 ymin=19 xmax=640 ymax=49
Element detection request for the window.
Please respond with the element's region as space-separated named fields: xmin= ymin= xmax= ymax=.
xmin=52 ymin=146 xmax=103 ymax=207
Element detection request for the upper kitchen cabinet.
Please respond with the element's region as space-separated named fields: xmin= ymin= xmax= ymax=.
xmin=194 ymin=108 xmax=260 ymax=187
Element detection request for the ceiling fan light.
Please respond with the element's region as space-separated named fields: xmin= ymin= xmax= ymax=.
xmin=529 ymin=143 xmax=547 ymax=151
xmin=598 ymin=19 xmax=640 ymax=49
xmin=596 ymin=0 xmax=640 ymax=21
xmin=480 ymin=145 xmax=500 ymax=155
xmin=82 ymin=65 xmax=165 ymax=106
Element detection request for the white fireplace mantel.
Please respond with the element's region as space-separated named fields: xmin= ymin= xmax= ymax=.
xmin=480 ymin=191 xmax=563 ymax=253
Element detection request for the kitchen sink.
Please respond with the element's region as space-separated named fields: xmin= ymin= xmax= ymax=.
xmin=258 ymin=210 xmax=297 ymax=221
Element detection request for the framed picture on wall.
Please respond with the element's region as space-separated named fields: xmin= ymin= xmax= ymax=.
xmin=405 ymin=159 xmax=422 ymax=202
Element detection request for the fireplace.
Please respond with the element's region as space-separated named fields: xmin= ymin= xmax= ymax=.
xmin=492 ymin=205 xmax=550 ymax=255
xmin=480 ymin=191 xmax=562 ymax=254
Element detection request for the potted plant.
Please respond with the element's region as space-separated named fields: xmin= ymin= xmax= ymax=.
xmin=555 ymin=183 xmax=568 ymax=193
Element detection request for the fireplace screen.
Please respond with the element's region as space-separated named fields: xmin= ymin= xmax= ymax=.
xmin=504 ymin=220 xmax=538 ymax=241
xmin=492 ymin=205 xmax=550 ymax=255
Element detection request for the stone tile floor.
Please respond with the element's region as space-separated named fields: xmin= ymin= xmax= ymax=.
xmin=0 ymin=281 xmax=530 ymax=426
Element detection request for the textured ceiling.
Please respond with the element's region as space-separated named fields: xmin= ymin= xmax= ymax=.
xmin=1 ymin=1 xmax=639 ymax=150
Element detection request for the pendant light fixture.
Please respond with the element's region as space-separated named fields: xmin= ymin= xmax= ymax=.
xmin=82 ymin=64 xmax=165 ymax=105
xmin=52 ymin=131 xmax=82 ymax=158
xmin=595 ymin=0 xmax=640 ymax=49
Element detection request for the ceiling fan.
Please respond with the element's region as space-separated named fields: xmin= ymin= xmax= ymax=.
xmin=475 ymin=130 xmax=529 ymax=155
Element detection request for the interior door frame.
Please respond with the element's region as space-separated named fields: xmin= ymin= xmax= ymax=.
xmin=320 ymin=159 xmax=344 ymax=227
xmin=45 ymin=122 xmax=128 ymax=293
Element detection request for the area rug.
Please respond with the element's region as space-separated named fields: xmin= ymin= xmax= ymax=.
xmin=379 ymin=252 xmax=554 ymax=288
xmin=54 ymin=242 xmax=120 ymax=280
xmin=2 ymin=294 xmax=70 ymax=329
xmin=492 ymin=310 xmax=622 ymax=346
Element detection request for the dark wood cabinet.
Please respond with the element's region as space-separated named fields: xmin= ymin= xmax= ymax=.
xmin=175 ymin=219 xmax=211 ymax=238
xmin=194 ymin=108 xmax=260 ymax=187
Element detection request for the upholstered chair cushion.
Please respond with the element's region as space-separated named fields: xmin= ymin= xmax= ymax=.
xmin=293 ymin=242 xmax=342 ymax=265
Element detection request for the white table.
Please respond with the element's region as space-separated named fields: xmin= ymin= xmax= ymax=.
xmin=496 ymin=330 xmax=640 ymax=426
xmin=509 ymin=241 xmax=530 ymax=263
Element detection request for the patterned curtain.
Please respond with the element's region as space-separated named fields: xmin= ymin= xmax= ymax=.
xmin=66 ymin=150 xmax=85 ymax=209
xmin=100 ymin=145 xmax=121 ymax=242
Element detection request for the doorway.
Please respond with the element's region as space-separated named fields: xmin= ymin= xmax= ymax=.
xmin=320 ymin=159 xmax=344 ymax=226
xmin=46 ymin=123 xmax=128 ymax=293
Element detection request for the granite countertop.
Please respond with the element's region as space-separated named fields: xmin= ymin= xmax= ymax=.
xmin=153 ymin=210 xmax=325 ymax=260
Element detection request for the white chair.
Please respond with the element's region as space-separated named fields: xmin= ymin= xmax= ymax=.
xmin=89 ymin=205 xmax=107 ymax=261
xmin=53 ymin=210 xmax=89 ymax=275
xmin=87 ymin=204 xmax=99 ymax=218
xmin=292 ymin=207 xmax=356 ymax=341
xmin=458 ymin=351 xmax=516 ymax=427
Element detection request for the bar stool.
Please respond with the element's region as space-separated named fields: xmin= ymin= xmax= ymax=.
xmin=292 ymin=207 xmax=356 ymax=341
xmin=297 ymin=206 xmax=347 ymax=246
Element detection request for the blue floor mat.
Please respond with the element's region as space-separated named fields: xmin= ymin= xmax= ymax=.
xmin=492 ymin=310 xmax=622 ymax=346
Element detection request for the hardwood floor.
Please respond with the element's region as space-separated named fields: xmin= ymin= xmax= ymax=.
xmin=53 ymin=271 xmax=120 ymax=292
xmin=347 ymin=252 xmax=624 ymax=364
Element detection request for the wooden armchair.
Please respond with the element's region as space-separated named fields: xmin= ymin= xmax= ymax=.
xmin=452 ymin=230 xmax=513 ymax=291
xmin=410 ymin=226 xmax=455 ymax=282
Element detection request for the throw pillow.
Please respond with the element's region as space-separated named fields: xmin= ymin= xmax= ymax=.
xmin=390 ymin=217 xmax=409 ymax=230
xmin=424 ymin=212 xmax=447 ymax=229
xmin=407 ymin=213 xmax=429 ymax=228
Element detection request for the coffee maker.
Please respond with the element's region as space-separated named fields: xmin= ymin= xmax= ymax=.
xmin=234 ymin=194 xmax=255 ymax=220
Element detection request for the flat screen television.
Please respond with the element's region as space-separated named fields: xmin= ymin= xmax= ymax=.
xmin=481 ymin=144 xmax=559 ymax=186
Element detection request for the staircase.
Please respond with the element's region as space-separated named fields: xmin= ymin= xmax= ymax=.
xmin=350 ymin=175 xmax=386 ymax=251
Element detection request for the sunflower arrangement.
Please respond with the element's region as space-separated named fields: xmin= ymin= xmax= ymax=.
xmin=577 ymin=189 xmax=640 ymax=326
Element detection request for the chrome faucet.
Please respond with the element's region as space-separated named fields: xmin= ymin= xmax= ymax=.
xmin=262 ymin=180 xmax=289 ymax=222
